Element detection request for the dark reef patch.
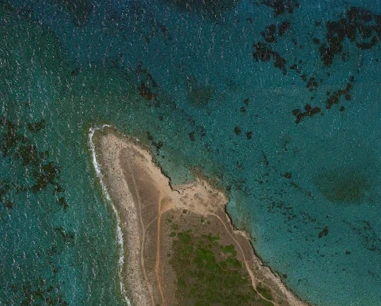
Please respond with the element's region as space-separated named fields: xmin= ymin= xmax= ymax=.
xmin=253 ymin=42 xmax=287 ymax=75
xmin=27 ymin=119 xmax=46 ymax=133
xmin=252 ymin=18 xmax=293 ymax=76
xmin=6 ymin=279 xmax=69 ymax=306
xmin=261 ymin=0 xmax=300 ymax=17
xmin=318 ymin=7 xmax=381 ymax=67
xmin=186 ymin=75 xmax=216 ymax=108
xmin=146 ymin=131 xmax=164 ymax=153
xmin=314 ymin=167 xmax=371 ymax=205
xmin=0 ymin=181 xmax=13 ymax=209
xmin=318 ymin=226 xmax=329 ymax=238
xmin=261 ymin=24 xmax=278 ymax=43
xmin=0 ymin=116 xmax=67 ymax=210
xmin=189 ymin=131 xmax=195 ymax=141
xmin=252 ymin=5 xmax=380 ymax=123
xmin=278 ymin=21 xmax=291 ymax=36
xmin=306 ymin=77 xmax=319 ymax=92
xmin=0 ymin=116 xmax=70 ymax=304
xmin=135 ymin=63 xmax=159 ymax=104
xmin=261 ymin=22 xmax=291 ymax=42
xmin=346 ymin=220 xmax=381 ymax=253
xmin=48 ymin=0 xmax=93 ymax=26
xmin=163 ymin=0 xmax=239 ymax=19
xmin=290 ymin=75 xmax=355 ymax=123
xmin=325 ymin=76 xmax=354 ymax=109
xmin=291 ymin=104 xmax=321 ymax=124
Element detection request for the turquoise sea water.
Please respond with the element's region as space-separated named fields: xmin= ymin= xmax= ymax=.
xmin=1 ymin=0 xmax=381 ymax=305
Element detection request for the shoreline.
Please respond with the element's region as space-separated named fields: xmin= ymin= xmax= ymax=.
xmin=91 ymin=125 xmax=309 ymax=306
xmin=88 ymin=126 xmax=132 ymax=306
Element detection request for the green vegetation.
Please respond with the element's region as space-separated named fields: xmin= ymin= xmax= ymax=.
xmin=169 ymin=227 xmax=274 ymax=305
xmin=257 ymin=284 xmax=274 ymax=302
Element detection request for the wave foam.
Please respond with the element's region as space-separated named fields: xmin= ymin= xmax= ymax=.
xmin=89 ymin=125 xmax=131 ymax=306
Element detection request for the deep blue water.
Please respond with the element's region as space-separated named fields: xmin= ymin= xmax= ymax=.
xmin=1 ymin=0 xmax=381 ymax=305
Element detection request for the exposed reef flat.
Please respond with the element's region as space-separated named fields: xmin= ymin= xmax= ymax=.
xmin=93 ymin=126 xmax=307 ymax=306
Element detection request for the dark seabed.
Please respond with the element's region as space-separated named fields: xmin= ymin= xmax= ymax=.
xmin=1 ymin=0 xmax=381 ymax=305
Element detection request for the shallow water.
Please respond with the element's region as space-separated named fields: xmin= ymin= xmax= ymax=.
xmin=1 ymin=0 xmax=381 ymax=305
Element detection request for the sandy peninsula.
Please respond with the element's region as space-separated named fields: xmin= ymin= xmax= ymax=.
xmin=92 ymin=126 xmax=308 ymax=306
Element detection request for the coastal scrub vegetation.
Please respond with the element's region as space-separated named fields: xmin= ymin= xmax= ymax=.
xmin=169 ymin=225 xmax=274 ymax=305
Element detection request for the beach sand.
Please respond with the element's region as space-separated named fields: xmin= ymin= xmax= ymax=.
xmin=92 ymin=126 xmax=308 ymax=306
